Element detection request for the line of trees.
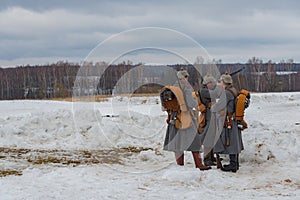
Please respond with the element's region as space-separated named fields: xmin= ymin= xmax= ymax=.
xmin=224 ymin=57 xmax=299 ymax=92
xmin=0 ymin=62 xmax=79 ymax=99
xmin=0 ymin=58 xmax=299 ymax=100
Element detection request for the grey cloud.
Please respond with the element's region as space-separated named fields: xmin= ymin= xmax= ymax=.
xmin=0 ymin=0 xmax=150 ymax=16
xmin=1 ymin=0 xmax=300 ymax=66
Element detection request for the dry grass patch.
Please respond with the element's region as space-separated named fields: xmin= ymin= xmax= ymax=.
xmin=52 ymin=95 xmax=111 ymax=102
xmin=0 ymin=170 xmax=22 ymax=177
xmin=51 ymin=93 xmax=159 ymax=102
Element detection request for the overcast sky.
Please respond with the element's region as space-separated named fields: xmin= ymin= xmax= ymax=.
xmin=1 ymin=0 xmax=300 ymax=66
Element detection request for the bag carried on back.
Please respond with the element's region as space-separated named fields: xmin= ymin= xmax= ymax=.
xmin=226 ymin=87 xmax=251 ymax=130
xmin=160 ymin=86 xmax=192 ymax=130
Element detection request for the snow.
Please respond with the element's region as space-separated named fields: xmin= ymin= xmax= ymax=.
xmin=0 ymin=92 xmax=300 ymax=199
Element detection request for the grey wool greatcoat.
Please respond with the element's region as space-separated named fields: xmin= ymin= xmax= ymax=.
xmin=212 ymin=85 xmax=244 ymax=154
xmin=199 ymin=85 xmax=224 ymax=150
xmin=163 ymin=80 xmax=201 ymax=152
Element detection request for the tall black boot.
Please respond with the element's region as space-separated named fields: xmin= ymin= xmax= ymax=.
xmin=221 ymin=154 xmax=238 ymax=173
xmin=237 ymin=154 xmax=240 ymax=170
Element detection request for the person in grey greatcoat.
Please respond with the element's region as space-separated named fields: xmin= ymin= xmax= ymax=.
xmin=211 ymin=73 xmax=244 ymax=172
xmin=199 ymin=75 xmax=221 ymax=166
xmin=163 ymin=69 xmax=211 ymax=171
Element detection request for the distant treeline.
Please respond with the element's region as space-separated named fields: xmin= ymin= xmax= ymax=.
xmin=0 ymin=58 xmax=299 ymax=100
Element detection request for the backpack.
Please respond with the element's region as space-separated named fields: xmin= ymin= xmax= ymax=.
xmin=160 ymin=86 xmax=192 ymax=129
xmin=226 ymin=87 xmax=251 ymax=130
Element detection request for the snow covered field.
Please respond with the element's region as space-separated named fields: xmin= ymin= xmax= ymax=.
xmin=0 ymin=92 xmax=299 ymax=200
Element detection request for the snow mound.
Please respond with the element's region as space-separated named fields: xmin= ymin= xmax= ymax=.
xmin=0 ymin=93 xmax=299 ymax=167
xmin=0 ymin=93 xmax=300 ymax=199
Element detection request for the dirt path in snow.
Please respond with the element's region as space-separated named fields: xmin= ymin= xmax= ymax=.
xmin=0 ymin=147 xmax=152 ymax=177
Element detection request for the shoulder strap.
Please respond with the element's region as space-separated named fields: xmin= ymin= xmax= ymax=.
xmin=195 ymin=91 xmax=207 ymax=112
xmin=226 ymin=85 xmax=238 ymax=98
xmin=194 ymin=91 xmax=203 ymax=105
xmin=225 ymin=86 xmax=238 ymax=113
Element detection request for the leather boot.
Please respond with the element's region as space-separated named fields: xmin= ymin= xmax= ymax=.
xmin=221 ymin=154 xmax=238 ymax=172
xmin=216 ymin=154 xmax=222 ymax=169
xmin=204 ymin=150 xmax=216 ymax=166
xmin=192 ymin=152 xmax=211 ymax=171
xmin=237 ymin=154 xmax=240 ymax=170
xmin=223 ymin=154 xmax=240 ymax=170
xmin=175 ymin=152 xmax=184 ymax=166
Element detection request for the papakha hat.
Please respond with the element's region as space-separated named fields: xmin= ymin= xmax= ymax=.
xmin=203 ymin=74 xmax=217 ymax=85
xmin=220 ymin=73 xmax=233 ymax=84
xmin=177 ymin=70 xmax=189 ymax=79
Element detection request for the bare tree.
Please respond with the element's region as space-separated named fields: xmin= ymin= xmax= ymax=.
xmin=248 ymin=57 xmax=263 ymax=92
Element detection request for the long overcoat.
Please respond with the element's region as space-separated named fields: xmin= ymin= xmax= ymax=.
xmin=163 ymin=80 xmax=201 ymax=152
xmin=199 ymin=85 xmax=222 ymax=151
xmin=212 ymin=85 xmax=244 ymax=154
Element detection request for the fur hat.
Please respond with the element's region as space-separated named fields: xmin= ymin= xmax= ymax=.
xmin=220 ymin=73 xmax=233 ymax=84
xmin=177 ymin=70 xmax=189 ymax=79
xmin=203 ymin=75 xmax=217 ymax=85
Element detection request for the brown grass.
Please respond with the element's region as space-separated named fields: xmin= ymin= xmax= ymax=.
xmin=0 ymin=170 xmax=22 ymax=177
xmin=51 ymin=93 xmax=159 ymax=102
xmin=131 ymin=93 xmax=159 ymax=97
xmin=51 ymin=95 xmax=111 ymax=102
